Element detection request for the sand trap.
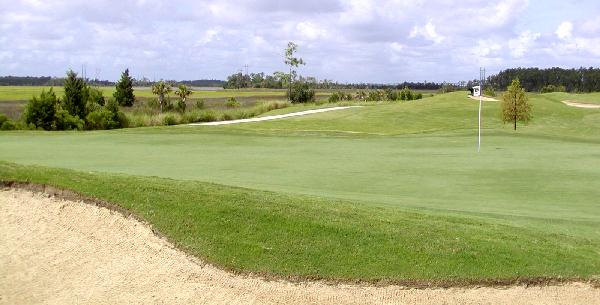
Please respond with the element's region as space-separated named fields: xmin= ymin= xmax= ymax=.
xmin=468 ymin=95 xmax=499 ymax=102
xmin=1 ymin=189 xmax=598 ymax=305
xmin=189 ymin=106 xmax=362 ymax=126
xmin=562 ymin=100 xmax=600 ymax=109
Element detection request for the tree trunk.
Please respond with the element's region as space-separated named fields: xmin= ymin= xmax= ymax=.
xmin=288 ymin=67 xmax=292 ymax=102
xmin=514 ymin=117 xmax=517 ymax=130
xmin=159 ymin=94 xmax=164 ymax=112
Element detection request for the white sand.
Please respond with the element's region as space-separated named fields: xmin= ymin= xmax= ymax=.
xmin=562 ymin=100 xmax=600 ymax=109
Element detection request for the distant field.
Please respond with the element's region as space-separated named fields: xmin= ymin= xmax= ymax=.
xmin=1 ymin=91 xmax=599 ymax=283
xmin=0 ymin=86 xmax=291 ymax=102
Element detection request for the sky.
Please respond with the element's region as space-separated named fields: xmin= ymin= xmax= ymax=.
xmin=0 ymin=0 xmax=599 ymax=83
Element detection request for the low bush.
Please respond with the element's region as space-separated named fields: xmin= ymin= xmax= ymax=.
xmin=287 ymin=82 xmax=315 ymax=103
xmin=225 ymin=97 xmax=241 ymax=108
xmin=23 ymin=89 xmax=59 ymax=130
xmin=162 ymin=113 xmax=178 ymax=126
xmin=366 ymin=90 xmax=384 ymax=102
xmin=175 ymin=99 xmax=186 ymax=113
xmin=195 ymin=99 xmax=205 ymax=109
xmin=355 ymin=90 xmax=367 ymax=101
xmin=0 ymin=114 xmax=16 ymax=130
xmin=484 ymin=87 xmax=497 ymax=97
xmin=54 ymin=108 xmax=84 ymax=130
xmin=541 ymin=84 xmax=566 ymax=93
xmin=86 ymin=109 xmax=119 ymax=130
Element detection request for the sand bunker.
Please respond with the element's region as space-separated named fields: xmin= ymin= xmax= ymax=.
xmin=562 ymin=100 xmax=600 ymax=109
xmin=1 ymin=188 xmax=598 ymax=304
xmin=468 ymin=95 xmax=499 ymax=102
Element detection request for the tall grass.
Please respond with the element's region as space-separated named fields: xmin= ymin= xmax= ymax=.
xmin=125 ymin=100 xmax=290 ymax=127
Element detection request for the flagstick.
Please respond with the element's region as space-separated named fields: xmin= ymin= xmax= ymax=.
xmin=478 ymin=95 xmax=482 ymax=153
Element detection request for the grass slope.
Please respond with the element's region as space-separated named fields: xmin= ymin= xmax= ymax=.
xmin=1 ymin=91 xmax=599 ymax=281
xmin=2 ymin=162 xmax=599 ymax=283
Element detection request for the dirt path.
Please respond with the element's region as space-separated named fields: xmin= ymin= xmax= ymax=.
xmin=562 ymin=100 xmax=600 ymax=109
xmin=1 ymin=189 xmax=598 ymax=305
xmin=189 ymin=106 xmax=362 ymax=126
xmin=468 ymin=95 xmax=499 ymax=102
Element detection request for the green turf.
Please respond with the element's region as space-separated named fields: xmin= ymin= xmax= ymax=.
xmin=1 ymin=91 xmax=599 ymax=281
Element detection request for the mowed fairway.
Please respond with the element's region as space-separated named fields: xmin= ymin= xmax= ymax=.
xmin=1 ymin=91 xmax=599 ymax=283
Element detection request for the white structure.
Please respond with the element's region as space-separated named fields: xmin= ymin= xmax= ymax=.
xmin=472 ymin=85 xmax=481 ymax=97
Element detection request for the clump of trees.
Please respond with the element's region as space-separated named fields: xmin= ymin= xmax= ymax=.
xmin=488 ymin=67 xmax=600 ymax=92
xmin=21 ymin=70 xmax=129 ymax=131
xmin=501 ymin=79 xmax=532 ymax=130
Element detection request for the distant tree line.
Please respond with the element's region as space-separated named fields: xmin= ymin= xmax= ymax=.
xmin=487 ymin=67 xmax=600 ymax=92
xmin=224 ymin=71 xmax=443 ymax=90
xmin=0 ymin=75 xmax=224 ymax=88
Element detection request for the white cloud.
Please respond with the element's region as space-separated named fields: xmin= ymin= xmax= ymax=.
xmin=296 ymin=22 xmax=326 ymax=40
xmin=409 ymin=22 xmax=444 ymax=44
xmin=556 ymin=21 xmax=573 ymax=40
xmin=508 ymin=31 xmax=540 ymax=58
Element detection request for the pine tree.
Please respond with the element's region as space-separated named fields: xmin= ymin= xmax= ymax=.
xmin=501 ymin=79 xmax=532 ymax=130
xmin=114 ymin=68 xmax=135 ymax=107
xmin=62 ymin=70 xmax=87 ymax=119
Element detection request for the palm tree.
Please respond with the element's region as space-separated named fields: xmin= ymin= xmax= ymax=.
xmin=151 ymin=81 xmax=172 ymax=112
xmin=175 ymin=84 xmax=193 ymax=103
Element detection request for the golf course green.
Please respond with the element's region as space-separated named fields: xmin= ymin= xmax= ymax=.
xmin=1 ymin=91 xmax=599 ymax=283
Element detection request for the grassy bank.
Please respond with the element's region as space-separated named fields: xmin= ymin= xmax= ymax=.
xmin=1 ymin=162 xmax=599 ymax=284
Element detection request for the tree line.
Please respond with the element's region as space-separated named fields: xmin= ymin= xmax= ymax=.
xmin=224 ymin=72 xmax=443 ymax=90
xmin=0 ymin=75 xmax=224 ymax=88
xmin=487 ymin=67 xmax=600 ymax=93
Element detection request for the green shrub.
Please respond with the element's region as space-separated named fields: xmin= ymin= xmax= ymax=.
xmin=328 ymin=92 xmax=341 ymax=103
xmin=0 ymin=115 xmax=16 ymax=130
xmin=54 ymin=108 xmax=84 ymax=130
xmin=175 ymin=99 xmax=186 ymax=113
xmin=366 ymin=90 xmax=384 ymax=102
xmin=438 ymin=83 xmax=456 ymax=94
xmin=541 ymin=84 xmax=566 ymax=93
xmin=85 ymin=86 xmax=106 ymax=106
xmin=415 ymin=93 xmax=423 ymax=100
xmin=225 ymin=97 xmax=241 ymax=108
xmin=484 ymin=87 xmax=497 ymax=97
xmin=23 ymin=89 xmax=59 ymax=130
xmin=86 ymin=109 xmax=119 ymax=130
xmin=162 ymin=113 xmax=178 ymax=125
xmin=287 ymin=82 xmax=315 ymax=103
xmin=355 ymin=90 xmax=367 ymax=101
xmin=195 ymin=99 xmax=205 ymax=109
xmin=0 ymin=113 xmax=8 ymax=126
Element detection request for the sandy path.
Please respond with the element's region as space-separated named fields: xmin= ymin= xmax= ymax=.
xmin=1 ymin=189 xmax=598 ymax=305
xmin=468 ymin=95 xmax=499 ymax=102
xmin=562 ymin=100 xmax=600 ymax=109
xmin=189 ymin=106 xmax=362 ymax=126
